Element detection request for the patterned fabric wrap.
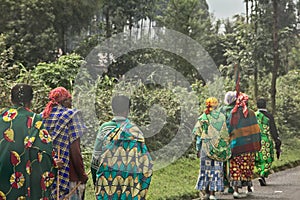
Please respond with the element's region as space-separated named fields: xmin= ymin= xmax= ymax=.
xmin=42 ymin=105 xmax=85 ymax=199
xmin=194 ymin=110 xmax=231 ymax=162
xmin=230 ymin=152 xmax=255 ymax=187
xmin=91 ymin=118 xmax=122 ymax=185
xmin=228 ymin=107 xmax=261 ymax=156
xmin=195 ymin=150 xmax=224 ymax=192
xmin=230 ymin=93 xmax=249 ymax=126
xmin=255 ymin=111 xmax=274 ymax=177
xmin=0 ymin=106 xmax=56 ymax=199
xmin=95 ymin=118 xmax=153 ymax=200
xmin=43 ymin=87 xmax=72 ymax=119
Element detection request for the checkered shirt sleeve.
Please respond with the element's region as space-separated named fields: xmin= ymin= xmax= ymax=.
xmin=68 ymin=112 xmax=86 ymax=144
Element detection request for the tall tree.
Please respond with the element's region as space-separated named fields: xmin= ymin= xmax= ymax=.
xmin=1 ymin=0 xmax=57 ymax=68
xmin=224 ymin=0 xmax=297 ymax=110
xmin=271 ymin=0 xmax=279 ymax=114
xmin=52 ymin=0 xmax=101 ymax=53
xmin=157 ymin=0 xmax=211 ymax=40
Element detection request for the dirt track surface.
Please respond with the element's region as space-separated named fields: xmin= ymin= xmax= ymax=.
xmin=193 ymin=165 xmax=300 ymax=200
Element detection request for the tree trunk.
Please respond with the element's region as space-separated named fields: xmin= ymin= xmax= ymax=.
xmin=253 ymin=0 xmax=258 ymax=100
xmin=271 ymin=0 xmax=279 ymax=114
xmin=254 ymin=65 xmax=258 ymax=100
xmin=246 ymin=0 xmax=249 ymax=24
xmin=105 ymin=7 xmax=111 ymax=38
xmin=60 ymin=27 xmax=66 ymax=55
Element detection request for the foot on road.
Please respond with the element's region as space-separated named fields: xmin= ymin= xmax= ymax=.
xmin=259 ymin=176 xmax=267 ymax=186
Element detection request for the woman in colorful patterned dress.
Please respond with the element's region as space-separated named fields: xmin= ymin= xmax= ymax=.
xmin=194 ymin=97 xmax=231 ymax=200
xmin=227 ymin=93 xmax=261 ymax=199
xmin=0 ymin=84 xmax=57 ymax=199
xmin=93 ymin=95 xmax=153 ymax=200
xmin=255 ymin=98 xmax=281 ymax=186
xmin=42 ymin=87 xmax=88 ymax=200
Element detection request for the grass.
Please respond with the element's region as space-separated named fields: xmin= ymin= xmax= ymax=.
xmin=83 ymin=137 xmax=300 ymax=200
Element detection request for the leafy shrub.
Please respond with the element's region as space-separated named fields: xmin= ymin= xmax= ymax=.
xmin=276 ymin=69 xmax=300 ymax=139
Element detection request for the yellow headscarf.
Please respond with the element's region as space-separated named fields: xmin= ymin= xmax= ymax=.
xmin=205 ymin=97 xmax=218 ymax=114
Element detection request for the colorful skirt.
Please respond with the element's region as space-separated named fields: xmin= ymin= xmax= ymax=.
xmin=255 ymin=133 xmax=274 ymax=177
xmin=230 ymin=152 xmax=255 ymax=187
xmin=195 ymin=150 xmax=224 ymax=192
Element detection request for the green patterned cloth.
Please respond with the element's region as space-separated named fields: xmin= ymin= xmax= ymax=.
xmin=0 ymin=106 xmax=56 ymax=199
xmin=255 ymin=110 xmax=274 ymax=177
xmin=194 ymin=109 xmax=231 ymax=162
xmin=95 ymin=118 xmax=153 ymax=200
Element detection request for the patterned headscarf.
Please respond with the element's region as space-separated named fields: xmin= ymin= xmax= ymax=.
xmin=224 ymin=91 xmax=237 ymax=105
xmin=205 ymin=97 xmax=218 ymax=114
xmin=231 ymin=92 xmax=249 ymax=117
xmin=42 ymin=87 xmax=71 ymax=119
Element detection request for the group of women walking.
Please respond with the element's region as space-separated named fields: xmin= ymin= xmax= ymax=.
xmin=193 ymin=91 xmax=281 ymax=199
xmin=0 ymin=84 xmax=152 ymax=200
xmin=0 ymin=83 xmax=281 ymax=200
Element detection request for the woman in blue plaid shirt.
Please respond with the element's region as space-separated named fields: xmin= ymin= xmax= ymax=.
xmin=42 ymin=87 xmax=88 ymax=200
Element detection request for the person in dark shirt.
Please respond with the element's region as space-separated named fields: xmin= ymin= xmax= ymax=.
xmin=255 ymin=98 xmax=281 ymax=186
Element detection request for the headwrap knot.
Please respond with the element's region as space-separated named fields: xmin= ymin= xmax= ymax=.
xmin=205 ymin=97 xmax=218 ymax=114
xmin=231 ymin=92 xmax=249 ymax=117
xmin=42 ymin=87 xmax=71 ymax=119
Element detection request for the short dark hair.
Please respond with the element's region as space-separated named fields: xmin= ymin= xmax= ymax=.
xmin=11 ymin=84 xmax=33 ymax=105
xmin=112 ymin=95 xmax=130 ymax=115
xmin=257 ymin=98 xmax=267 ymax=109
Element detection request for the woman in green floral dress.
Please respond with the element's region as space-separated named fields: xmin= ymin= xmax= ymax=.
xmin=255 ymin=98 xmax=281 ymax=186
xmin=0 ymin=84 xmax=57 ymax=199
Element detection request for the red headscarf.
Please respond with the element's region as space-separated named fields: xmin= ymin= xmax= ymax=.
xmin=231 ymin=92 xmax=249 ymax=117
xmin=42 ymin=87 xmax=71 ymax=119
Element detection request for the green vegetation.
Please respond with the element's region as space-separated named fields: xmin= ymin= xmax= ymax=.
xmin=1 ymin=0 xmax=300 ymax=199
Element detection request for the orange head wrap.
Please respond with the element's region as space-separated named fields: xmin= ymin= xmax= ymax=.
xmin=205 ymin=97 xmax=218 ymax=114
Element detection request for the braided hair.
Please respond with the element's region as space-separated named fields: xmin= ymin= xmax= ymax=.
xmin=11 ymin=84 xmax=33 ymax=106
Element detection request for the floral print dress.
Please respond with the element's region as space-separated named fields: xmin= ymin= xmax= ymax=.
xmin=0 ymin=106 xmax=56 ymax=200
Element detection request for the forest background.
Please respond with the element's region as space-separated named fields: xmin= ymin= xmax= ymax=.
xmin=1 ymin=0 xmax=300 ymax=199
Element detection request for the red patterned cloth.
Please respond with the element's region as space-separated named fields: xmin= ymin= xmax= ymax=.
xmin=43 ymin=87 xmax=71 ymax=119
xmin=230 ymin=93 xmax=249 ymax=126
xmin=230 ymin=152 xmax=255 ymax=187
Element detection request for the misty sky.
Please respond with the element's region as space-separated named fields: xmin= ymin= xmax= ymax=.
xmin=207 ymin=0 xmax=245 ymax=19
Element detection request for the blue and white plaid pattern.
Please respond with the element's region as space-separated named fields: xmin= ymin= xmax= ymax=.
xmin=195 ymin=150 xmax=224 ymax=192
xmin=42 ymin=105 xmax=85 ymax=198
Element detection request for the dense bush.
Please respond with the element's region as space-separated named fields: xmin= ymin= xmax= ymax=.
xmin=276 ymin=70 xmax=300 ymax=139
xmin=1 ymin=53 xmax=299 ymax=159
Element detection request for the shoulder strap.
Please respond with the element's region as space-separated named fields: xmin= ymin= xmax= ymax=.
xmin=106 ymin=119 xmax=129 ymax=141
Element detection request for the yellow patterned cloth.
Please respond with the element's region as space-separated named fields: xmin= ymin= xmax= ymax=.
xmin=95 ymin=118 xmax=153 ymax=200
